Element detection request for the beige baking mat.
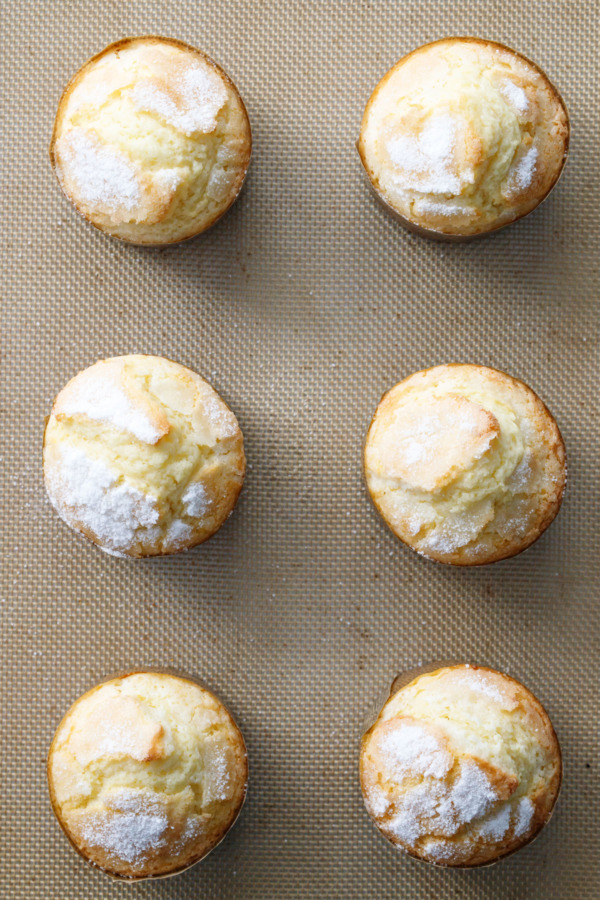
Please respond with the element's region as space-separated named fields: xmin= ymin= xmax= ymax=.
xmin=1 ymin=1 xmax=599 ymax=897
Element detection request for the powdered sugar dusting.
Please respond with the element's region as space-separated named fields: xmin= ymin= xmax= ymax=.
xmin=131 ymin=63 xmax=227 ymax=135
xmin=47 ymin=444 xmax=159 ymax=554
xmin=499 ymin=80 xmax=529 ymax=114
xmin=387 ymin=115 xmax=467 ymax=194
xmin=379 ymin=722 xmax=452 ymax=780
xmin=58 ymin=364 xmax=165 ymax=444
xmin=57 ymin=128 xmax=141 ymax=212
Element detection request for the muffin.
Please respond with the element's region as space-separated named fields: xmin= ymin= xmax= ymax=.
xmin=358 ymin=38 xmax=569 ymax=238
xmin=364 ymin=364 xmax=566 ymax=565
xmin=48 ymin=671 xmax=248 ymax=879
xmin=43 ymin=354 xmax=245 ymax=557
xmin=50 ymin=36 xmax=252 ymax=244
xmin=360 ymin=664 xmax=561 ymax=867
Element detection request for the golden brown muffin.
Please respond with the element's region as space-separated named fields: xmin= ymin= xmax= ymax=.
xmin=360 ymin=664 xmax=561 ymax=867
xmin=364 ymin=364 xmax=566 ymax=565
xmin=358 ymin=38 xmax=569 ymax=238
xmin=50 ymin=36 xmax=252 ymax=244
xmin=48 ymin=671 xmax=248 ymax=880
xmin=43 ymin=355 xmax=245 ymax=558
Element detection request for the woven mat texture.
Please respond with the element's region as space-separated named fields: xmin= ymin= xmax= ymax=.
xmin=1 ymin=1 xmax=599 ymax=897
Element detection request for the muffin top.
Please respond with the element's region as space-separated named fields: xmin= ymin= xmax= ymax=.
xmin=48 ymin=672 xmax=248 ymax=879
xmin=364 ymin=364 xmax=565 ymax=564
xmin=51 ymin=37 xmax=251 ymax=244
xmin=360 ymin=665 xmax=561 ymax=867
xmin=358 ymin=38 xmax=569 ymax=236
xmin=43 ymin=355 xmax=245 ymax=557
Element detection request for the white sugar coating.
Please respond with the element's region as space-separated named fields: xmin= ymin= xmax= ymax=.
xmin=403 ymin=442 xmax=426 ymax=465
xmin=201 ymin=395 xmax=239 ymax=437
xmin=164 ymin=519 xmax=193 ymax=549
xmin=67 ymin=80 xmax=117 ymax=115
xmin=437 ymin=762 xmax=497 ymax=828
xmin=478 ymin=803 xmax=512 ymax=840
xmin=507 ymin=146 xmax=539 ymax=193
xmin=515 ymin=146 xmax=538 ymax=188
xmin=379 ymin=722 xmax=452 ymax=779
xmin=210 ymin=753 xmax=232 ymax=802
xmin=458 ymin=673 xmax=505 ymax=705
xmin=177 ymin=816 xmax=204 ymax=847
xmin=154 ymin=168 xmax=184 ymax=193
xmin=367 ymin=788 xmax=391 ymax=818
xmin=107 ymin=790 xmax=164 ymax=815
xmin=419 ymin=509 xmax=493 ymax=555
xmin=403 ymin=412 xmax=444 ymax=460
xmin=73 ymin=704 xmax=159 ymax=766
xmin=182 ymin=482 xmax=211 ymax=518
xmin=413 ymin=198 xmax=476 ymax=218
xmin=388 ymin=781 xmax=435 ymax=844
xmin=421 ymin=839 xmax=456 ymax=861
xmin=500 ymin=79 xmax=529 ymax=114
xmin=387 ymin=114 xmax=465 ymax=194
xmin=513 ymin=796 xmax=534 ymax=837
xmin=406 ymin=511 xmax=427 ymax=536
xmin=57 ymin=128 xmax=141 ymax=211
xmin=59 ymin=365 xmax=165 ymax=444
xmin=394 ymin=408 xmax=493 ymax=472
xmin=48 ymin=443 xmax=159 ymax=553
xmin=386 ymin=761 xmax=497 ymax=845
xmin=509 ymin=455 xmax=533 ymax=491
xmin=131 ymin=64 xmax=227 ymax=136
xmin=81 ymin=809 xmax=169 ymax=863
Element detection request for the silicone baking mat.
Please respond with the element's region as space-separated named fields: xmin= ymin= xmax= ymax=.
xmin=2 ymin=1 xmax=598 ymax=897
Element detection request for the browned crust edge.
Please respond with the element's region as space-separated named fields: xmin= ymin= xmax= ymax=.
xmin=359 ymin=663 xmax=562 ymax=868
xmin=42 ymin=353 xmax=246 ymax=559
xmin=362 ymin=363 xmax=567 ymax=566
xmin=356 ymin=36 xmax=570 ymax=241
xmin=47 ymin=670 xmax=249 ymax=881
xmin=49 ymin=35 xmax=253 ymax=247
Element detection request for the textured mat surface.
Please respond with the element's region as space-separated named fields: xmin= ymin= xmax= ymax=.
xmin=1 ymin=1 xmax=599 ymax=897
